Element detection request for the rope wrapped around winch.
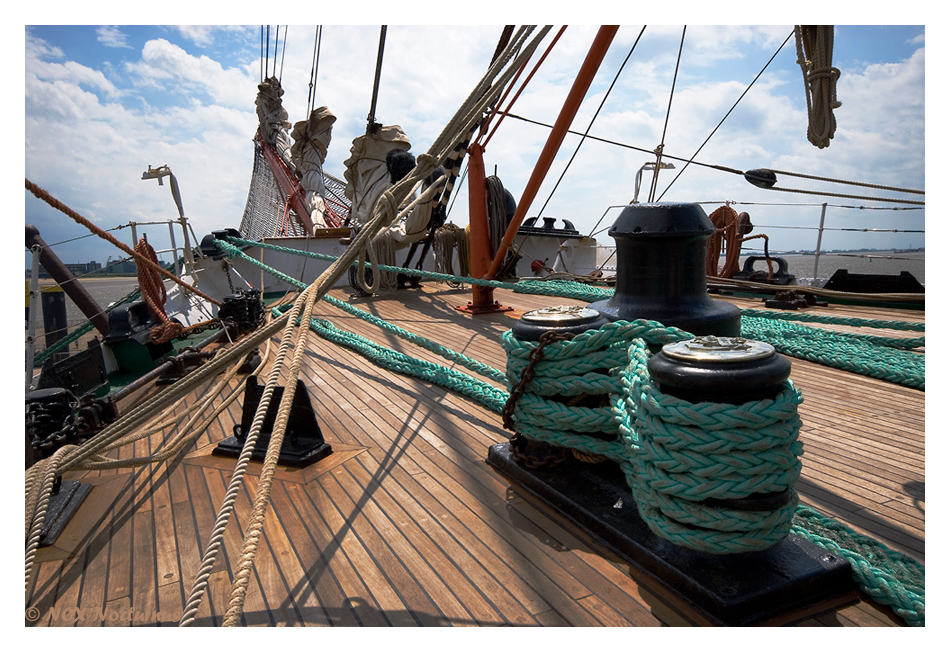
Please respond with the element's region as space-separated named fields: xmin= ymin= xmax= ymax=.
xmin=502 ymin=318 xmax=805 ymax=554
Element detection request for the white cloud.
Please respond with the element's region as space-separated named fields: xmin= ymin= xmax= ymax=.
xmin=96 ymin=26 xmax=132 ymax=49
xmin=26 ymin=35 xmax=122 ymax=99
xmin=22 ymin=25 xmax=926 ymax=264
xmin=173 ymin=26 xmax=215 ymax=47
xmin=125 ymin=38 xmax=257 ymax=108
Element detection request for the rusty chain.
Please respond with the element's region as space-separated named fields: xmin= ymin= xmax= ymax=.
xmin=502 ymin=330 xmax=576 ymax=469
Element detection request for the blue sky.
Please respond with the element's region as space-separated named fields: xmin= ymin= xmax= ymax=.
xmin=21 ymin=22 xmax=926 ymax=269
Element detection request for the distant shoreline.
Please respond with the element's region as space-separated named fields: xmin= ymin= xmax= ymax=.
xmin=29 ymin=275 xmax=139 ymax=284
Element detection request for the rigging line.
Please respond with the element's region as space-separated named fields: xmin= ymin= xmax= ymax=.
xmin=265 ymin=25 xmax=271 ymax=78
xmin=492 ymin=25 xmax=516 ymax=63
xmin=279 ymin=25 xmax=287 ymax=82
xmin=37 ymin=224 xmax=127 ymax=248
xmin=506 ymin=112 xmax=925 ymax=201
xmin=367 ymin=26 xmax=388 ymax=132
xmin=763 ymin=168 xmax=924 ymax=195
xmin=656 ymin=29 xmax=795 ymax=202
xmin=536 ymin=26 xmax=647 ymax=221
xmin=307 ymin=26 xmax=322 ymax=116
xmin=479 ymin=26 xmax=567 ymax=148
xmin=505 ymin=112 xmax=748 ymax=174
xmin=762 ymin=185 xmax=924 ymax=206
xmin=274 ymin=26 xmax=281 ymax=81
xmin=273 ymin=26 xmax=279 ymax=80
xmin=259 ymin=26 xmax=264 ymax=82
xmin=713 ymin=200 xmax=923 ymax=211
xmin=649 ymin=26 xmax=686 ymax=202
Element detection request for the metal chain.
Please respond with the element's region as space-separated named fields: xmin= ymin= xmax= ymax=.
xmin=224 ymin=261 xmax=235 ymax=293
xmin=502 ymin=331 xmax=577 ymax=469
xmin=501 ymin=330 xmax=575 ymax=430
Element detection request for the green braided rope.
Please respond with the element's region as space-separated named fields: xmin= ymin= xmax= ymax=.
xmin=272 ymin=305 xmax=508 ymax=414
xmin=791 ymin=505 xmax=924 ymax=626
xmin=742 ymin=308 xmax=925 ymax=332
xmin=621 ymin=333 xmax=804 ymax=553
xmin=223 ymin=235 xmax=515 ymax=290
xmin=32 ymin=320 xmax=95 ymax=367
xmin=223 ymin=236 xmax=628 ymax=303
xmin=217 ymin=239 xmax=506 ymax=385
xmin=512 ymin=279 xmax=614 ymax=301
xmin=742 ymin=316 xmax=924 ymax=389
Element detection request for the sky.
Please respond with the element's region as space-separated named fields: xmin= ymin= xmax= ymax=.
xmin=19 ymin=20 xmax=927 ymax=270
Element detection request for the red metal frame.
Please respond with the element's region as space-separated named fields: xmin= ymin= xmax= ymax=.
xmin=256 ymin=133 xmax=316 ymax=235
xmin=459 ymin=26 xmax=619 ymax=314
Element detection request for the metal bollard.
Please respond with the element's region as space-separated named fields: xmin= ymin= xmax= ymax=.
xmin=588 ymin=202 xmax=741 ymax=336
xmin=510 ymin=305 xmax=609 ymax=342
xmin=41 ymin=286 xmax=69 ymax=364
xmin=647 ymin=335 xmax=794 ymax=512
xmin=507 ymin=306 xmax=610 ymax=467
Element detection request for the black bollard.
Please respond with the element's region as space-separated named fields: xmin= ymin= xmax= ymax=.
xmin=505 ymin=306 xmax=610 ymax=467
xmin=588 ymin=203 xmax=741 ymax=336
xmin=647 ymin=335 xmax=795 ymax=512
xmin=647 ymin=335 xmax=791 ymax=405
xmin=510 ymin=305 xmax=609 ymax=342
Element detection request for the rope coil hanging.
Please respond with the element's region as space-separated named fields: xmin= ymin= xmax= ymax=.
xmin=135 ymin=238 xmax=184 ymax=343
xmin=795 ymin=25 xmax=841 ymax=149
xmin=705 ymin=205 xmax=772 ymax=279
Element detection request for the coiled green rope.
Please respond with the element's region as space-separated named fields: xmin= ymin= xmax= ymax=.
xmin=504 ymin=319 xmax=805 ymax=554
xmin=624 ymin=342 xmax=805 ymax=552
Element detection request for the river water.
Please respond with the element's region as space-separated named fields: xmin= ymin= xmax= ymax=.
xmin=595 ymin=249 xmax=925 ymax=285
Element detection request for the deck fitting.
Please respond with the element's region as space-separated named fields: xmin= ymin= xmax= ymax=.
xmin=213 ymin=375 xmax=332 ymax=468
xmin=39 ymin=479 xmax=92 ymax=548
xmin=487 ymin=443 xmax=857 ymax=626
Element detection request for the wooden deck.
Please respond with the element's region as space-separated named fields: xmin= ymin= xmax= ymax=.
xmin=26 ymin=283 xmax=924 ymax=627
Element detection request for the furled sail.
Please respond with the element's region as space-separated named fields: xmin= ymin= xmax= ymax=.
xmin=291 ymin=107 xmax=337 ymax=228
xmin=343 ymin=125 xmax=411 ymax=226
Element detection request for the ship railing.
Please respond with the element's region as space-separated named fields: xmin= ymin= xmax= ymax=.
xmin=578 ymin=201 xmax=923 ymax=283
xmin=121 ymin=217 xmax=199 ymax=279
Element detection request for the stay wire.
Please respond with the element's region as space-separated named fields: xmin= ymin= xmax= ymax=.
xmin=367 ymin=26 xmax=388 ymax=130
xmin=656 ymin=29 xmax=795 ymax=202
xmin=306 ymin=26 xmax=323 ymax=116
xmin=265 ymin=25 xmax=270 ymax=78
xmin=649 ymin=26 xmax=686 ymax=202
xmin=505 ymin=115 xmax=923 ymax=203
xmin=278 ymin=25 xmax=287 ymax=82
xmin=536 ymin=26 xmax=646 ymax=220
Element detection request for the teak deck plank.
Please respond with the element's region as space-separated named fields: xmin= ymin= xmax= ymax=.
xmin=27 ymin=283 xmax=923 ymax=627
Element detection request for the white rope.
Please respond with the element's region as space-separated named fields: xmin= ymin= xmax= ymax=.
xmin=214 ymin=26 xmax=554 ymax=626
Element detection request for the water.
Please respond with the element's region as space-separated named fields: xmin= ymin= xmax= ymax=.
xmin=594 ymin=248 xmax=925 ymax=285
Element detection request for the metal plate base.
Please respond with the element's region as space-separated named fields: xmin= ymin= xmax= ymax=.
xmin=39 ymin=480 xmax=92 ymax=548
xmin=486 ymin=443 xmax=856 ymax=626
xmin=213 ymin=436 xmax=332 ymax=468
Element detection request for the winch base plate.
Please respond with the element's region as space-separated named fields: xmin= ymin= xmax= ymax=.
xmin=486 ymin=443 xmax=857 ymax=626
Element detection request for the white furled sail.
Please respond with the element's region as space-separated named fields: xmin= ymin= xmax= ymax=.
xmin=291 ymin=107 xmax=337 ymax=229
